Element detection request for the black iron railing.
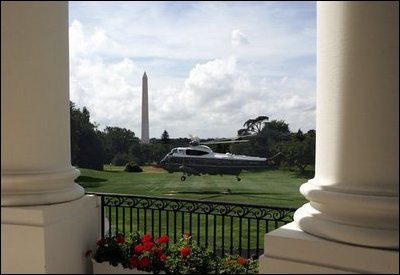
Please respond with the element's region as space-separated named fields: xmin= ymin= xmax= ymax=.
xmin=87 ymin=192 xmax=296 ymax=258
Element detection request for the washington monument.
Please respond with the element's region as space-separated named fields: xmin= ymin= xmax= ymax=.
xmin=141 ymin=71 xmax=149 ymax=143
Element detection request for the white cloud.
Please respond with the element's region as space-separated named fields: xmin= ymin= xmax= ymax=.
xmin=151 ymin=56 xmax=315 ymax=138
xmin=69 ymin=2 xmax=316 ymax=139
xmin=69 ymin=21 xmax=144 ymax=134
xmin=70 ymin=57 xmax=143 ymax=131
xmin=231 ymin=30 xmax=249 ymax=46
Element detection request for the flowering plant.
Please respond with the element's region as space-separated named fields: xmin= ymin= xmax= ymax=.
xmin=93 ymin=232 xmax=169 ymax=274
xmin=219 ymin=254 xmax=259 ymax=274
xmin=91 ymin=232 xmax=259 ymax=274
xmin=164 ymin=234 xmax=220 ymax=274
xmin=93 ymin=233 xmax=131 ymax=268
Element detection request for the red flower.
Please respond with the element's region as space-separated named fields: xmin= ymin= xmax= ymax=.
xmin=180 ymin=246 xmax=191 ymax=257
xmin=154 ymin=247 xmax=163 ymax=255
xmin=226 ymin=259 xmax=232 ymax=265
xmin=141 ymin=233 xmax=153 ymax=243
xmin=94 ymin=232 xmax=175 ymax=273
xmin=134 ymin=244 xmax=144 ymax=253
xmin=85 ymin=250 xmax=92 ymax=257
xmin=237 ymin=257 xmax=245 ymax=265
xmin=140 ymin=256 xmax=151 ymax=268
xmin=143 ymin=241 xmax=154 ymax=251
xmin=116 ymin=234 xmax=125 ymax=244
xmin=96 ymin=238 xmax=105 ymax=246
xmin=156 ymin=234 xmax=169 ymax=244
xmin=130 ymin=256 xmax=139 ymax=267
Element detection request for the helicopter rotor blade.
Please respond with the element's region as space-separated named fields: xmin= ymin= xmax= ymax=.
xmin=188 ymin=134 xmax=254 ymax=146
xmin=200 ymin=139 xmax=249 ymax=145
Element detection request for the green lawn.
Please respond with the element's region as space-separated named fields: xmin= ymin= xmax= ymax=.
xmin=77 ymin=165 xmax=311 ymax=208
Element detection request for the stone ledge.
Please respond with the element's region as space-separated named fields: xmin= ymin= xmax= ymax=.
xmin=260 ymin=222 xmax=398 ymax=274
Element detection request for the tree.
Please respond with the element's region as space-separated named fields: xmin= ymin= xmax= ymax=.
xmin=101 ymin=126 xmax=139 ymax=164
xmin=238 ymin=115 xmax=269 ymax=136
xmin=76 ymin=128 xmax=104 ymax=170
xmin=234 ymin=116 xmax=269 ymax=157
xmin=281 ymin=129 xmax=315 ymax=174
xmin=263 ymin=120 xmax=291 ymax=156
xmin=129 ymin=143 xmax=152 ymax=165
xmin=70 ymin=102 xmax=81 ymax=166
xmin=111 ymin=152 xmax=129 ymax=166
xmin=237 ymin=128 xmax=250 ymax=137
xmin=70 ymin=101 xmax=104 ymax=170
xmin=161 ymin=130 xmax=170 ymax=144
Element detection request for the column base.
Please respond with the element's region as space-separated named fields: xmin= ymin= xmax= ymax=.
xmin=1 ymin=167 xmax=85 ymax=206
xmin=1 ymin=195 xmax=100 ymax=274
xmin=295 ymin=201 xmax=398 ymax=249
xmin=259 ymin=222 xmax=398 ymax=274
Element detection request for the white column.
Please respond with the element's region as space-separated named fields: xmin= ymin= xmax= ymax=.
xmin=259 ymin=2 xmax=398 ymax=274
xmin=294 ymin=1 xmax=399 ymax=249
xmin=1 ymin=2 xmax=99 ymax=273
xmin=1 ymin=1 xmax=84 ymax=206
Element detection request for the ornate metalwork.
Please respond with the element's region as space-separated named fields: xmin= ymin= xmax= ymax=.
xmin=90 ymin=192 xmax=296 ymax=222
xmin=88 ymin=192 xmax=297 ymax=258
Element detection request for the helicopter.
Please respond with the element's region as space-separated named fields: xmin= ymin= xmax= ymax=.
xmin=158 ymin=135 xmax=282 ymax=181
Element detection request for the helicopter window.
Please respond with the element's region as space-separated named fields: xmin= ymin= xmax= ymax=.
xmin=186 ymin=149 xmax=209 ymax=156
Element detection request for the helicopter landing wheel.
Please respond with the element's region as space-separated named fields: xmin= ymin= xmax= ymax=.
xmin=181 ymin=176 xmax=186 ymax=181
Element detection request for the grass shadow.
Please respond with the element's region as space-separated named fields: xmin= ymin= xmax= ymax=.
xmin=104 ymin=170 xmax=124 ymax=173
xmin=246 ymin=166 xmax=280 ymax=173
xmin=79 ymin=182 xmax=103 ymax=188
xmin=76 ymin=175 xmax=107 ymax=182
xmin=292 ymin=170 xmax=315 ymax=179
xmin=75 ymin=176 xmax=107 ymax=188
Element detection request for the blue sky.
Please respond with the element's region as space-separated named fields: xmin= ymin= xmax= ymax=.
xmin=69 ymin=1 xmax=316 ymax=139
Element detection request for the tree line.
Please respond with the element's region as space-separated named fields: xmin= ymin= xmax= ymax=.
xmin=70 ymin=102 xmax=315 ymax=174
xmin=234 ymin=116 xmax=315 ymax=174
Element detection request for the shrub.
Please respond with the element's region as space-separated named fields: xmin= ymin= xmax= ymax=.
xmin=164 ymin=234 xmax=220 ymax=274
xmin=125 ymin=161 xmax=143 ymax=172
xmin=219 ymin=254 xmax=259 ymax=274
xmin=112 ymin=153 xmax=129 ymax=166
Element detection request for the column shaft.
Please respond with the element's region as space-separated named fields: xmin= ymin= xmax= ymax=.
xmin=1 ymin=1 xmax=84 ymax=206
xmin=294 ymin=1 xmax=398 ymax=249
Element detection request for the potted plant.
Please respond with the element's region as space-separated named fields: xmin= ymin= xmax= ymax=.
xmin=91 ymin=232 xmax=169 ymax=274
xmin=90 ymin=232 xmax=259 ymax=274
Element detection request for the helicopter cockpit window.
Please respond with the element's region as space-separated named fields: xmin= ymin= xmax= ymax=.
xmin=186 ymin=149 xmax=209 ymax=156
